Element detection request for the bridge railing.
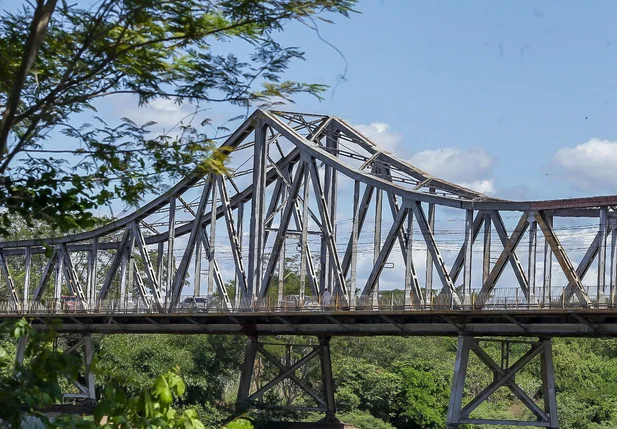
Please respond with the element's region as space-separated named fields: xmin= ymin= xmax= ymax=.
xmin=0 ymin=287 xmax=613 ymax=315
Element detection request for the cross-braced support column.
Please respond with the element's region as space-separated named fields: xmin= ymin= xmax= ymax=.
xmin=447 ymin=336 xmax=558 ymax=429
xmin=235 ymin=336 xmax=337 ymax=421
xmin=62 ymin=334 xmax=97 ymax=404
xmin=17 ymin=333 xmax=97 ymax=405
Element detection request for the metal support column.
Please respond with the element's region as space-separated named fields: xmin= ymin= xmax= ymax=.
xmin=323 ymin=125 xmax=338 ymax=297
xmin=446 ymin=337 xmax=558 ymax=428
xmin=349 ymin=180 xmax=360 ymax=307
xmin=278 ymin=237 xmax=285 ymax=308
xmin=540 ymin=339 xmax=559 ymax=428
xmin=425 ymin=194 xmax=436 ymax=306
xmin=404 ymin=210 xmax=414 ymax=307
xmin=83 ymin=334 xmax=96 ymax=403
xmin=247 ymin=122 xmax=267 ymax=301
xmin=235 ymin=203 xmax=244 ymax=308
xmin=234 ymin=336 xmax=337 ymax=421
xmin=528 ymin=218 xmax=537 ymax=304
xmin=372 ymin=188 xmax=382 ymax=307
xmin=23 ymin=247 xmax=31 ymax=309
xmin=446 ymin=336 xmax=471 ymax=427
xmin=54 ymin=250 xmax=63 ymax=310
xmin=87 ymin=238 xmax=98 ymax=307
xmin=166 ymin=197 xmax=176 ymax=306
xmin=236 ymin=336 xmax=259 ymax=413
xmin=208 ymin=178 xmax=218 ymax=297
xmin=610 ymin=224 xmax=617 ymax=306
xmin=463 ymin=209 xmax=473 ymax=305
xmin=483 ymin=214 xmax=491 ymax=285
xmin=543 ymin=214 xmax=553 ymax=306
xmin=598 ymin=207 xmax=608 ymax=304
xmin=299 ymin=170 xmax=311 ymax=304
xmin=16 ymin=335 xmax=27 ymax=365
xmin=319 ymin=336 xmax=337 ymax=422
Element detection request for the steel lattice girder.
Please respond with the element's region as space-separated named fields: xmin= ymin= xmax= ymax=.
xmin=0 ymin=109 xmax=615 ymax=315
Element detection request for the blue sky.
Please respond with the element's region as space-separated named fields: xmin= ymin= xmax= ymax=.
xmin=28 ymin=0 xmax=617 ymax=203
xmin=259 ymin=0 xmax=617 ymax=201
xmin=2 ymin=0 xmax=615 ymax=202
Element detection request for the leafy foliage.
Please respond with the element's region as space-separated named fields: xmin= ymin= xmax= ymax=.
xmin=0 ymin=318 xmax=252 ymax=428
xmin=0 ymin=0 xmax=356 ymax=234
xmin=337 ymin=410 xmax=396 ymax=429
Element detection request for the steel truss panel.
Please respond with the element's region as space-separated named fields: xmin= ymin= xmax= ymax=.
xmin=235 ymin=337 xmax=336 ymax=420
xmin=447 ymin=337 xmax=558 ymax=428
xmin=0 ymin=109 xmax=615 ymax=331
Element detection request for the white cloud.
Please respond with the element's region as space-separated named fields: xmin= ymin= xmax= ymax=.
xmin=116 ymin=96 xmax=195 ymax=130
xmin=552 ymin=138 xmax=617 ymax=191
xmin=409 ymin=147 xmax=497 ymax=194
xmin=458 ymin=179 xmax=496 ymax=194
xmin=352 ymin=122 xmax=497 ymax=194
xmin=409 ymin=148 xmax=494 ymax=182
xmin=354 ymin=122 xmax=403 ymax=153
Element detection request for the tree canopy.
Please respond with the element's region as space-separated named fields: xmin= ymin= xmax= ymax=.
xmin=0 ymin=0 xmax=356 ymax=234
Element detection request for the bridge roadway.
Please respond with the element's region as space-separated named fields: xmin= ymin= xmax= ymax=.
xmin=2 ymin=306 xmax=617 ymax=337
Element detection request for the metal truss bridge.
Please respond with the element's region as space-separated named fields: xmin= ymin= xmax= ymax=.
xmin=1 ymin=110 xmax=616 ymax=428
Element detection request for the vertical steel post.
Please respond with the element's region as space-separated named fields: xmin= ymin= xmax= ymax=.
xmin=248 ymin=122 xmax=267 ymax=301
xmin=349 ymin=180 xmax=360 ymax=307
xmin=88 ymin=238 xmax=98 ymax=307
xmin=126 ymin=236 xmax=135 ymax=307
xmin=543 ymin=214 xmax=553 ymax=306
xmin=235 ymin=203 xmax=244 ymax=307
xmin=208 ymin=177 xmax=218 ymax=297
xmin=278 ymin=236 xmax=285 ymax=308
xmin=119 ymin=242 xmax=129 ymax=310
xmin=322 ymin=125 xmax=338 ymax=296
xmin=373 ymin=188 xmax=382 ymax=307
xmin=404 ymin=209 xmax=414 ymax=307
xmin=194 ymin=239 xmax=202 ymax=298
xmin=528 ymin=219 xmax=537 ymax=303
xmin=54 ymin=248 xmax=63 ymax=310
xmin=425 ymin=192 xmax=436 ymax=305
xmin=598 ymin=207 xmax=608 ymax=304
xmin=23 ymin=247 xmax=31 ymax=309
xmin=610 ymin=226 xmax=617 ymax=306
xmin=463 ymin=209 xmax=473 ymax=305
xmin=483 ymin=214 xmax=491 ymax=285
xmin=156 ymin=241 xmax=164 ymax=294
xmin=299 ymin=169 xmax=311 ymax=304
xmin=166 ymin=197 xmax=176 ymax=306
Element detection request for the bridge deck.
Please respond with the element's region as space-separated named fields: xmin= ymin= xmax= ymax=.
xmin=4 ymin=309 xmax=617 ymax=337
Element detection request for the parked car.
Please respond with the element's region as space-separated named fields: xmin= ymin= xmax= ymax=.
xmin=180 ymin=296 xmax=210 ymax=311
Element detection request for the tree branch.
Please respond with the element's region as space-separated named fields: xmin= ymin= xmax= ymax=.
xmin=0 ymin=0 xmax=59 ymax=154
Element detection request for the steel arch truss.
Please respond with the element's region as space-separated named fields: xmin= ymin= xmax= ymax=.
xmin=0 ymin=110 xmax=616 ymax=313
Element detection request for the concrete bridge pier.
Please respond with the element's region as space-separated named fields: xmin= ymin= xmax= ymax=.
xmin=446 ymin=336 xmax=558 ymax=429
xmin=236 ymin=336 xmax=339 ymax=424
